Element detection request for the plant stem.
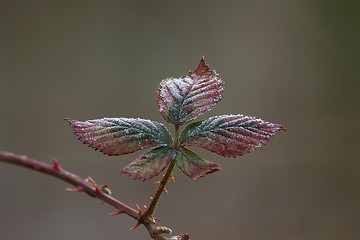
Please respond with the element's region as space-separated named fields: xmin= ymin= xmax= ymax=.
xmin=142 ymin=124 xmax=180 ymax=220
xmin=0 ymin=150 xmax=139 ymax=220
xmin=0 ymin=150 xmax=190 ymax=240
xmin=142 ymin=159 xmax=176 ymax=220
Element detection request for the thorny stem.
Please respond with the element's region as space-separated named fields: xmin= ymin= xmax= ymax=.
xmin=0 ymin=150 xmax=190 ymax=240
xmin=0 ymin=151 xmax=139 ymax=219
xmin=142 ymin=159 xmax=176 ymax=220
xmin=142 ymin=124 xmax=180 ymax=220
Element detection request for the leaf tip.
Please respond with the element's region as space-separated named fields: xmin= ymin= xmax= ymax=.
xmin=191 ymin=164 xmax=222 ymax=180
xmin=64 ymin=118 xmax=74 ymax=125
xmin=278 ymin=124 xmax=286 ymax=132
xmin=193 ymin=56 xmax=211 ymax=76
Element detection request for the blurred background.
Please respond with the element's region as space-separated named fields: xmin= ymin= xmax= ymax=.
xmin=0 ymin=1 xmax=359 ymax=240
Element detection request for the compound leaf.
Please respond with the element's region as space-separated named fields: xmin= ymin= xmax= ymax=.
xmin=157 ymin=57 xmax=224 ymax=125
xmin=121 ymin=147 xmax=175 ymax=181
xmin=175 ymin=148 xmax=221 ymax=180
xmin=66 ymin=118 xmax=173 ymax=156
xmin=179 ymin=114 xmax=285 ymax=157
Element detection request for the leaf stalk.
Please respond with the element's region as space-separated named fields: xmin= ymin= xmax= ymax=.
xmin=141 ymin=124 xmax=180 ymax=220
xmin=173 ymin=124 xmax=180 ymax=149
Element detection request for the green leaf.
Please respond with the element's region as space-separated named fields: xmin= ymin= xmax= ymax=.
xmin=174 ymin=148 xmax=221 ymax=180
xmin=66 ymin=118 xmax=173 ymax=156
xmin=179 ymin=114 xmax=285 ymax=157
xmin=157 ymin=57 xmax=224 ymax=125
xmin=121 ymin=147 xmax=175 ymax=181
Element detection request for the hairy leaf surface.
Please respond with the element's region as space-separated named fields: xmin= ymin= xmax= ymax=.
xmin=175 ymin=148 xmax=221 ymax=180
xmin=179 ymin=114 xmax=285 ymax=157
xmin=66 ymin=118 xmax=173 ymax=156
xmin=157 ymin=57 xmax=224 ymax=125
xmin=121 ymin=147 xmax=175 ymax=180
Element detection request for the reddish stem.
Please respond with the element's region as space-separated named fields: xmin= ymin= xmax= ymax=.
xmin=141 ymin=124 xmax=180 ymax=221
xmin=0 ymin=150 xmax=139 ymax=219
xmin=0 ymin=150 xmax=190 ymax=240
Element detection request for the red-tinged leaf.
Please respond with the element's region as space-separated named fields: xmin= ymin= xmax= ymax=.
xmin=179 ymin=114 xmax=285 ymax=157
xmin=66 ymin=118 xmax=173 ymax=156
xmin=121 ymin=147 xmax=175 ymax=181
xmin=157 ymin=57 xmax=224 ymax=125
xmin=174 ymin=148 xmax=221 ymax=180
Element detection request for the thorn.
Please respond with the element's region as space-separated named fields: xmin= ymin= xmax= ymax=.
xmin=129 ymin=221 xmax=141 ymax=231
xmin=155 ymin=180 xmax=163 ymax=184
xmin=110 ymin=210 xmax=124 ymax=216
xmin=148 ymin=216 xmax=156 ymax=224
xmin=136 ymin=204 xmax=142 ymax=215
xmin=66 ymin=186 xmax=85 ymax=192
xmin=52 ymin=159 xmax=61 ymax=171
xmin=86 ymin=177 xmax=101 ymax=194
xmin=149 ymin=196 xmax=153 ymax=200
xmin=169 ymin=174 xmax=176 ymax=183
xmin=147 ymin=216 xmax=160 ymax=224
xmin=163 ymin=188 xmax=168 ymax=193
xmin=143 ymin=205 xmax=147 ymax=209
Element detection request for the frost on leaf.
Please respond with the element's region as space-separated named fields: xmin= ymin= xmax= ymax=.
xmin=121 ymin=147 xmax=175 ymax=180
xmin=66 ymin=118 xmax=173 ymax=156
xmin=179 ymin=114 xmax=285 ymax=157
xmin=174 ymin=148 xmax=221 ymax=180
xmin=157 ymin=57 xmax=224 ymax=125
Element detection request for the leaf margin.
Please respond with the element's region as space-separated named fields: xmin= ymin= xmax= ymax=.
xmin=121 ymin=146 xmax=176 ymax=181
xmin=156 ymin=57 xmax=225 ymax=125
xmin=174 ymin=147 xmax=221 ymax=180
xmin=66 ymin=117 xmax=173 ymax=156
xmin=179 ymin=114 xmax=285 ymax=157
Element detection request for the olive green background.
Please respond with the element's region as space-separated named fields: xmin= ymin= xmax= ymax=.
xmin=0 ymin=1 xmax=359 ymax=240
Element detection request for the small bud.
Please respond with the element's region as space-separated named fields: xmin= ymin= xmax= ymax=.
xmin=101 ymin=185 xmax=112 ymax=195
xmin=52 ymin=159 xmax=61 ymax=171
xmin=150 ymin=226 xmax=172 ymax=236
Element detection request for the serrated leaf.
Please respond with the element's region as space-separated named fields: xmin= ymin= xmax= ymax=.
xmin=174 ymin=148 xmax=221 ymax=180
xmin=157 ymin=57 xmax=224 ymax=125
xmin=66 ymin=118 xmax=173 ymax=156
xmin=121 ymin=147 xmax=175 ymax=181
xmin=179 ymin=114 xmax=285 ymax=157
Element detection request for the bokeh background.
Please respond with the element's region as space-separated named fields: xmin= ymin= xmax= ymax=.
xmin=0 ymin=1 xmax=359 ymax=240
